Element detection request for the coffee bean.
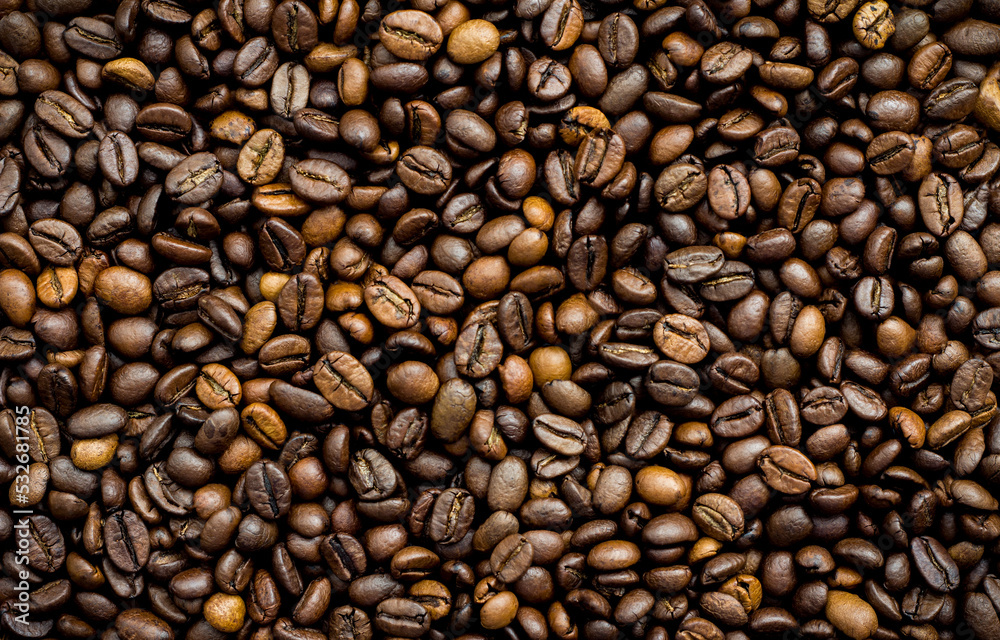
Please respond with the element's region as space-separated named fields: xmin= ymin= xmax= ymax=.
xmin=104 ymin=510 xmax=150 ymax=572
xmin=701 ymin=42 xmax=753 ymax=84
xmin=397 ymin=146 xmax=451 ymax=195
xmin=65 ymin=17 xmax=122 ymax=58
xmin=574 ymin=128 xmax=625 ymax=189
xmin=380 ymin=11 xmax=444 ymax=61
xmin=447 ymin=19 xmax=500 ymax=64
xmin=532 ymin=414 xmax=586 ymax=455
xmin=241 ymin=403 xmax=287 ymax=449
xmin=98 ymin=131 xmax=140 ymax=187
xmin=278 ymin=273 xmax=324 ymax=331
xmin=655 ymin=163 xmax=708 ymax=212
xmin=597 ymin=13 xmax=638 ymax=68
xmin=364 ymin=273 xmax=421 ymax=329
xmin=348 ymin=448 xmax=396 ymax=501
xmin=313 ymin=351 xmax=374 ymax=411
xmin=758 ymin=445 xmax=818 ymax=493
xmin=692 ymin=493 xmax=745 ymax=541
xmin=115 ymin=610 xmax=172 ymax=640
xmin=826 ymin=591 xmax=878 ymax=640
xmin=94 ymin=266 xmax=153 ymax=315
xmin=67 ymin=404 xmax=128 ymax=438
xmin=290 ymin=158 xmax=349 ymax=204
xmin=646 ymin=360 xmax=700 ymax=406
xmin=778 ymin=178 xmax=821 ymax=232
xmin=624 ymin=411 xmax=672 ymax=459
xmin=233 ymin=36 xmax=279 ymax=86
xmin=427 ymin=487 xmax=475 ymax=543
xmin=245 ymin=459 xmax=291 ymax=519
xmin=35 ymin=90 xmax=93 ymax=139
xmin=165 ymin=152 xmax=223 ymax=204
xmin=919 ymin=172 xmax=964 ymax=237
xmin=635 ymin=465 xmax=689 ymax=508
xmin=238 ymin=129 xmax=285 ymax=185
xmin=136 ymin=103 xmax=192 ymax=143
xmin=376 ymin=597 xmax=431 ymax=637
xmin=853 ymin=0 xmax=895 ymax=49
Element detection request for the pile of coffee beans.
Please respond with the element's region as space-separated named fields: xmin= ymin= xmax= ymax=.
xmin=7 ymin=0 xmax=1000 ymax=638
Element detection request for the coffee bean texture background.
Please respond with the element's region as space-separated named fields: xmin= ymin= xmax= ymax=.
xmin=3 ymin=0 xmax=1000 ymax=639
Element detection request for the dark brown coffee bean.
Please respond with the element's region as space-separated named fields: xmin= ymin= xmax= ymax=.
xmin=533 ymin=414 xmax=586 ymax=455
xmin=376 ymin=598 xmax=431 ymax=637
xmin=165 ymin=153 xmax=223 ymax=204
xmin=692 ymin=493 xmax=745 ymax=541
xmin=313 ymin=351 xmax=374 ymax=411
xmin=245 ymin=459 xmax=291 ymax=519
xmin=234 ymin=36 xmax=279 ymax=86
xmin=290 ymin=159 xmax=349 ymax=204
xmin=910 ymin=536 xmax=959 ymax=592
xmin=35 ymin=90 xmax=93 ymax=138
xmin=711 ymin=394 xmax=764 ymax=438
xmin=65 ymin=17 xmax=122 ymax=59
xmin=867 ymin=132 xmax=915 ymax=175
xmin=29 ymin=219 xmax=83 ymax=267
xmin=397 ymin=146 xmax=451 ymax=195
xmin=758 ymin=445 xmax=817 ymax=494
xmin=98 ymin=131 xmax=139 ymax=187
xmin=104 ymin=510 xmax=150 ymax=572
xmin=655 ymin=163 xmax=707 ymax=212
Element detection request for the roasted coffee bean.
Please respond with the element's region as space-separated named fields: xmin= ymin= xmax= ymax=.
xmin=454 ymin=321 xmax=503 ymax=378
xmin=65 ymin=17 xmax=122 ymax=59
xmin=867 ymin=131 xmax=914 ymax=175
xmin=233 ymin=37 xmax=280 ymax=87
xmin=427 ymin=487 xmax=475 ymax=543
xmin=376 ymin=597 xmax=431 ymax=637
xmin=114 ymin=610 xmax=171 ymax=640
xmin=348 ymin=448 xmax=397 ymax=501
xmin=313 ymin=351 xmax=374 ymax=411
xmin=778 ymin=178 xmax=821 ymax=233
xmin=29 ymin=219 xmax=83 ymax=267
xmin=136 ymin=103 xmax=193 ymax=143
xmin=491 ymin=533 xmax=534 ymax=583
xmin=653 ymin=314 xmax=710 ymax=363
xmin=99 ymin=131 xmax=140 ymax=187
xmin=692 ymin=493 xmax=745 ymax=542
xmin=67 ymin=404 xmax=129 ymax=438
xmin=397 ymin=146 xmax=451 ymax=195
xmin=365 ymin=274 xmax=421 ymax=329
xmin=165 ymin=152 xmax=223 ymax=204
xmin=646 ymin=360 xmax=700 ymax=406
xmin=245 ymin=459 xmax=292 ymax=519
xmin=199 ymin=294 xmax=243 ymax=341
xmin=919 ymin=172 xmax=964 ymax=237
xmin=278 ymin=273 xmax=324 ymax=332
xmin=758 ymin=445 xmax=818 ymax=494
xmin=380 ymin=11 xmax=444 ymax=61
xmin=104 ymin=510 xmax=150 ymax=572
xmin=910 ymin=536 xmax=960 ymax=592
xmin=238 ymin=129 xmax=285 ymax=186
xmin=35 ymin=90 xmax=93 ymax=139
xmin=290 ymin=158 xmax=350 ymax=204
xmin=532 ymin=414 xmax=586 ymax=455
xmin=655 ymin=164 xmax=708 ymax=213
xmin=663 ymin=247 xmax=724 ymax=284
